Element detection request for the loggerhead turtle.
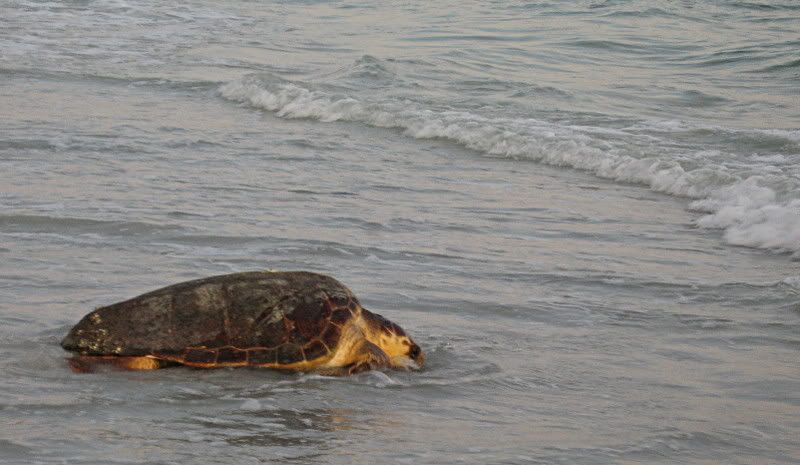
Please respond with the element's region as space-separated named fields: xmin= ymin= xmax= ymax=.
xmin=61 ymin=271 xmax=424 ymax=375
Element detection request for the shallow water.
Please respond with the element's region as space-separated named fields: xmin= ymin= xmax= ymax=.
xmin=1 ymin=1 xmax=799 ymax=464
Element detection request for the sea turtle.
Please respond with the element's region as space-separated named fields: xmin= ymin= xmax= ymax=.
xmin=61 ymin=271 xmax=424 ymax=375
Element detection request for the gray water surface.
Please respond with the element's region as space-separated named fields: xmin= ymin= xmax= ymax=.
xmin=1 ymin=1 xmax=799 ymax=464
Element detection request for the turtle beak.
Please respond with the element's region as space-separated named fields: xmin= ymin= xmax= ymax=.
xmin=408 ymin=342 xmax=424 ymax=367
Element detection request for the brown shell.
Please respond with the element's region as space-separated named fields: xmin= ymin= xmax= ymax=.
xmin=61 ymin=271 xmax=360 ymax=367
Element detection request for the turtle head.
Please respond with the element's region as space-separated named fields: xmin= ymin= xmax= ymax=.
xmin=361 ymin=309 xmax=424 ymax=369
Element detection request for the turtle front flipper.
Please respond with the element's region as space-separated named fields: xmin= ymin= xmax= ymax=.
xmin=317 ymin=340 xmax=390 ymax=376
xmin=348 ymin=340 xmax=391 ymax=374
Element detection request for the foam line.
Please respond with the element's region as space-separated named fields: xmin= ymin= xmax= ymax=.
xmin=220 ymin=77 xmax=800 ymax=255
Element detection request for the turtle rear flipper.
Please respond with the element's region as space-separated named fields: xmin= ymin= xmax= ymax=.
xmin=66 ymin=355 xmax=175 ymax=373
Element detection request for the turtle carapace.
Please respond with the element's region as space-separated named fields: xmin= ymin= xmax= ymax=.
xmin=61 ymin=271 xmax=424 ymax=376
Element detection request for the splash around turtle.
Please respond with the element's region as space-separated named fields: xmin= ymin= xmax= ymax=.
xmin=61 ymin=271 xmax=424 ymax=376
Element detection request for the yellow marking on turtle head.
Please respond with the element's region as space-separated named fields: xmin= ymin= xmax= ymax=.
xmin=358 ymin=309 xmax=424 ymax=369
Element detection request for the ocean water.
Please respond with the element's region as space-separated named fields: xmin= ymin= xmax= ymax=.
xmin=1 ymin=0 xmax=799 ymax=464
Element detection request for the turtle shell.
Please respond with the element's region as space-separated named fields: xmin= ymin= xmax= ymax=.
xmin=61 ymin=271 xmax=360 ymax=368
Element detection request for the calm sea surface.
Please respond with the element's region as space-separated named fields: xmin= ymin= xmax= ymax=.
xmin=1 ymin=1 xmax=799 ymax=464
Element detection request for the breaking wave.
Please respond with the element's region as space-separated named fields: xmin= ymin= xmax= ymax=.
xmin=219 ymin=75 xmax=800 ymax=256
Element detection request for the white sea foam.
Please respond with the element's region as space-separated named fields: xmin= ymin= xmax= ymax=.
xmin=219 ymin=77 xmax=800 ymax=255
xmin=364 ymin=370 xmax=403 ymax=388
